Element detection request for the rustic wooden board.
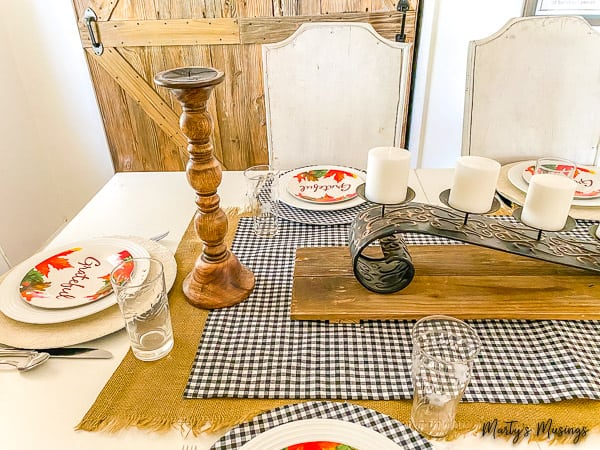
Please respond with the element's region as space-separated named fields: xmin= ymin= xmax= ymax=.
xmin=291 ymin=246 xmax=600 ymax=322
xmin=79 ymin=19 xmax=240 ymax=47
xmin=239 ymin=11 xmax=417 ymax=44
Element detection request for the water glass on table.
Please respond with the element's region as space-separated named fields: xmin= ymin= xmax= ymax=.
xmin=110 ymin=257 xmax=174 ymax=361
xmin=534 ymin=157 xmax=576 ymax=178
xmin=244 ymin=164 xmax=280 ymax=238
xmin=410 ymin=315 xmax=481 ymax=438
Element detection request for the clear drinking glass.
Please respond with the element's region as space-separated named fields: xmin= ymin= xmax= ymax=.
xmin=534 ymin=157 xmax=576 ymax=178
xmin=410 ymin=315 xmax=481 ymax=438
xmin=110 ymin=257 xmax=174 ymax=361
xmin=243 ymin=164 xmax=279 ymax=238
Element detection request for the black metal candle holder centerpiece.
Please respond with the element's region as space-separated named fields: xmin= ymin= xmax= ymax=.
xmin=349 ymin=185 xmax=600 ymax=294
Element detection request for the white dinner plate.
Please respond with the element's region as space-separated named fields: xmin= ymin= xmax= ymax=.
xmin=239 ymin=418 xmax=402 ymax=450
xmin=279 ymin=166 xmax=366 ymax=211
xmin=507 ymin=160 xmax=600 ymax=207
xmin=0 ymin=238 xmax=150 ymax=324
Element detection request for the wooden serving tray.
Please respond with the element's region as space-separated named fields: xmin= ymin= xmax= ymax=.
xmin=291 ymin=245 xmax=600 ymax=322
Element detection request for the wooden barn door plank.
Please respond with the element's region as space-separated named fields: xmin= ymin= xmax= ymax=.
xmin=85 ymin=49 xmax=187 ymax=171
xmin=78 ymin=19 xmax=241 ymax=47
xmin=210 ymin=44 xmax=268 ymax=169
xmin=86 ymin=47 xmax=188 ymax=150
xmin=321 ymin=0 xmax=370 ymax=13
xmin=78 ymin=13 xmax=416 ymax=48
xmin=239 ymin=11 xmax=416 ymax=44
xmin=82 ymin=0 xmax=120 ymax=21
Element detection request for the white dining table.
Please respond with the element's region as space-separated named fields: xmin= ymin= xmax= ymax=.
xmin=1 ymin=170 xmax=598 ymax=450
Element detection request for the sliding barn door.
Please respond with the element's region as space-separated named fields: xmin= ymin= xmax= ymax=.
xmin=72 ymin=0 xmax=419 ymax=171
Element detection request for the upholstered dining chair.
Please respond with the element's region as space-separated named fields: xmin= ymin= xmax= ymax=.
xmin=462 ymin=16 xmax=600 ymax=166
xmin=262 ymin=22 xmax=412 ymax=170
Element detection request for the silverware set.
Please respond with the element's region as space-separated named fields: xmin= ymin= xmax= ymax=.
xmin=0 ymin=346 xmax=113 ymax=372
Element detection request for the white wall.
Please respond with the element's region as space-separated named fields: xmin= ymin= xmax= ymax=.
xmin=0 ymin=0 xmax=114 ymax=273
xmin=408 ymin=0 xmax=525 ymax=168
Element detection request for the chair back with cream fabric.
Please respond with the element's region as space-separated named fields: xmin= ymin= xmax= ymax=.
xmin=462 ymin=16 xmax=600 ymax=165
xmin=262 ymin=22 xmax=411 ymax=170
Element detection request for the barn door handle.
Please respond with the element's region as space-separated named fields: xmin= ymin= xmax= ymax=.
xmin=395 ymin=0 xmax=410 ymax=42
xmin=84 ymin=7 xmax=104 ymax=55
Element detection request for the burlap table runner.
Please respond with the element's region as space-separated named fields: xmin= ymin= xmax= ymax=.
xmin=76 ymin=209 xmax=600 ymax=444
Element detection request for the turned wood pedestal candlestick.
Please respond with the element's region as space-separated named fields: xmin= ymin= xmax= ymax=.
xmin=154 ymin=67 xmax=255 ymax=309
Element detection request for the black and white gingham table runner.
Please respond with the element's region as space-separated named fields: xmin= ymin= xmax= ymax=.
xmin=210 ymin=401 xmax=432 ymax=450
xmin=276 ymin=200 xmax=371 ymax=225
xmin=185 ymin=217 xmax=600 ymax=403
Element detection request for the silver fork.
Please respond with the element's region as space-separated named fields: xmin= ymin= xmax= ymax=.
xmin=0 ymin=352 xmax=50 ymax=372
xmin=181 ymin=445 xmax=197 ymax=450
xmin=149 ymin=231 xmax=170 ymax=242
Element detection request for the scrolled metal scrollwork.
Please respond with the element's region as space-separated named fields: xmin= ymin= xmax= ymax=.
xmin=349 ymin=202 xmax=600 ymax=294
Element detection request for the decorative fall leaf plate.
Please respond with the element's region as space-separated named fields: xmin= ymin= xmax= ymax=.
xmin=279 ymin=166 xmax=366 ymax=211
xmin=522 ymin=162 xmax=600 ymax=199
xmin=239 ymin=419 xmax=401 ymax=450
xmin=17 ymin=238 xmax=149 ymax=309
xmin=286 ymin=167 xmax=363 ymax=204
xmin=0 ymin=237 xmax=176 ymax=326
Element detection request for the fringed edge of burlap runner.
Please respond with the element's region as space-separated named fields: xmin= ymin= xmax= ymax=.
xmin=76 ymin=409 xmax=267 ymax=435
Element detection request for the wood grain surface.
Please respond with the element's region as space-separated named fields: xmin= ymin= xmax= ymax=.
xmin=291 ymin=246 xmax=600 ymax=322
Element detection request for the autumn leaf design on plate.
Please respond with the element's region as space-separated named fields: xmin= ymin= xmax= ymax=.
xmin=35 ymin=248 xmax=80 ymax=277
xmin=293 ymin=169 xmax=357 ymax=184
xmin=297 ymin=193 xmax=346 ymax=203
xmin=290 ymin=167 xmax=362 ymax=204
xmin=106 ymin=250 xmax=135 ymax=286
xmin=87 ymin=250 xmax=134 ymax=299
xmin=19 ymin=270 xmax=52 ymax=301
xmin=294 ymin=169 xmax=329 ymax=183
xmin=282 ymin=442 xmax=357 ymax=450
xmin=325 ymin=169 xmax=358 ymax=182
xmin=19 ymin=248 xmax=81 ymax=301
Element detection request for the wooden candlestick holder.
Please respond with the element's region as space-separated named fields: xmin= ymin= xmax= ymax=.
xmin=154 ymin=67 xmax=255 ymax=309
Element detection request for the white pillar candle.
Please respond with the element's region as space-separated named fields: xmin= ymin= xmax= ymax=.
xmin=448 ymin=156 xmax=501 ymax=214
xmin=365 ymin=147 xmax=411 ymax=204
xmin=521 ymin=173 xmax=576 ymax=231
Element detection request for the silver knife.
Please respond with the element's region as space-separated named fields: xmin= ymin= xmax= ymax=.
xmin=0 ymin=347 xmax=113 ymax=359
